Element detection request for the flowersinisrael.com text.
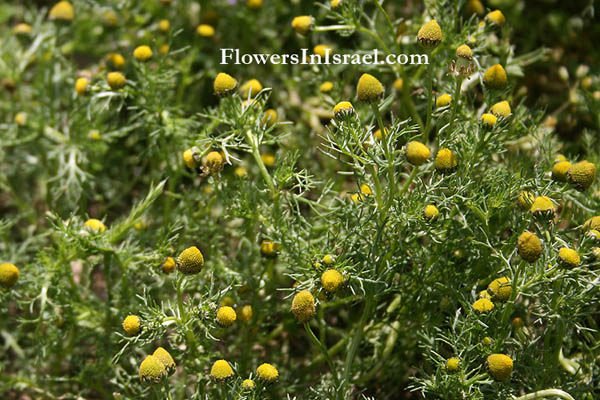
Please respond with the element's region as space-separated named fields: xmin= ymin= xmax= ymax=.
xmin=220 ymin=48 xmax=429 ymax=66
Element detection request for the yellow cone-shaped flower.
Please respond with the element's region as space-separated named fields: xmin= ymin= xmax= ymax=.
xmin=333 ymin=101 xmax=354 ymax=118
xmin=446 ymin=357 xmax=460 ymax=373
xmin=490 ymin=101 xmax=511 ymax=118
xmin=139 ymin=355 xmax=166 ymax=383
xmin=321 ymin=269 xmax=343 ymax=293
xmin=153 ymin=347 xmax=176 ymax=371
xmin=84 ymin=218 xmax=106 ymax=233
xmin=488 ymin=277 xmax=511 ymax=302
xmin=483 ymin=64 xmax=507 ymax=89
xmin=558 ymin=247 xmax=580 ymax=268
xmin=239 ymin=79 xmax=263 ymax=98
xmin=567 ymin=160 xmax=596 ymax=191
xmin=256 ymin=363 xmax=279 ymax=382
xmin=486 ymin=10 xmax=506 ymax=27
xmin=434 ymin=148 xmax=458 ymax=173
xmin=357 ymin=73 xmax=384 ymax=102
xmin=216 ymin=306 xmax=237 ymax=326
xmin=133 ymin=45 xmax=153 ymax=61
xmin=214 ymin=72 xmax=238 ymax=96
xmin=122 ymin=315 xmax=141 ymax=335
xmin=210 ymin=359 xmax=234 ymax=380
xmin=75 ymin=77 xmax=89 ymax=95
xmin=517 ymin=232 xmax=542 ymax=263
xmin=417 ymin=20 xmax=442 ymax=47
xmin=0 ymin=263 xmax=19 ymax=288
xmin=291 ymin=290 xmax=316 ymax=322
xmin=177 ymin=246 xmax=204 ymax=274
xmin=406 ymin=141 xmax=430 ymax=166
xmin=107 ymin=72 xmax=126 ymax=90
xmin=529 ymin=196 xmax=555 ymax=219
xmin=436 ymin=94 xmax=452 ymax=108
xmin=49 ymin=1 xmax=74 ymax=21
xmin=487 ymin=354 xmax=513 ymax=381
xmin=552 ymin=161 xmax=572 ymax=182
xmin=291 ymin=16 xmax=314 ymax=35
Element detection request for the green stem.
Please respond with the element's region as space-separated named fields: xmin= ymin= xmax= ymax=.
xmin=245 ymin=129 xmax=277 ymax=199
xmin=448 ymin=77 xmax=463 ymax=135
xmin=423 ymin=65 xmax=434 ymax=140
xmin=103 ymin=251 xmax=113 ymax=354
xmin=342 ymin=297 xmax=374 ymax=396
xmin=398 ymin=167 xmax=418 ymax=198
xmin=513 ymin=389 xmax=574 ymax=400
xmin=304 ymin=322 xmax=340 ymax=389
xmin=314 ymin=25 xmax=355 ymax=32
xmin=371 ymin=103 xmax=396 ymax=213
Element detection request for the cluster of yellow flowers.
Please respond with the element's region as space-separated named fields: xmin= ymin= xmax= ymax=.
xmin=139 ymin=347 xmax=176 ymax=383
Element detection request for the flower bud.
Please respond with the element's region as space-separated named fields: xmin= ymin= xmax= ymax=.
xmin=406 ymin=141 xmax=430 ymax=166
xmin=357 ymin=73 xmax=384 ymax=102
xmin=417 ymin=20 xmax=442 ymax=48
xmin=517 ymin=232 xmax=542 ymax=263
xmin=291 ymin=16 xmax=314 ymax=35
xmin=567 ymin=160 xmax=595 ymax=191
xmin=483 ymin=64 xmax=507 ymax=90
xmin=213 ymin=73 xmax=238 ymax=96
xmin=487 ymin=354 xmax=513 ymax=381
xmin=177 ymin=246 xmax=204 ymax=275
xmin=291 ymin=290 xmax=316 ymax=322
xmin=0 ymin=263 xmax=19 ymax=289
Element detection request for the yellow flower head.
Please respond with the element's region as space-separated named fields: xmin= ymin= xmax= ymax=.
xmin=260 ymin=240 xmax=277 ymax=257
xmin=0 ymin=263 xmax=19 ymax=289
xmin=153 ymin=347 xmax=176 ymax=371
xmin=583 ymin=216 xmax=600 ymax=231
xmin=239 ymin=79 xmax=263 ymax=98
xmin=478 ymin=290 xmax=491 ymax=299
xmin=210 ymin=360 xmax=234 ymax=380
xmin=374 ymin=128 xmax=387 ymax=140
xmin=552 ymin=161 xmax=572 ymax=182
xmin=133 ymin=45 xmax=153 ymax=61
xmin=291 ymin=290 xmax=316 ymax=322
xmin=423 ymin=205 xmax=439 ymax=221
xmin=122 ymin=315 xmax=141 ymax=335
xmin=554 ymin=154 xmax=567 ymax=163
xmin=205 ymin=151 xmax=224 ymax=173
xmin=357 ymin=73 xmax=384 ymax=102
xmin=261 ymin=153 xmax=275 ymax=167
xmin=472 ymin=298 xmax=494 ymax=312
xmin=321 ymin=269 xmax=343 ymax=293
xmin=406 ymin=141 xmax=430 ymax=166
xmin=247 ymin=0 xmax=262 ymax=8
xmin=487 ymin=354 xmax=513 ymax=381
xmin=234 ymin=166 xmax=248 ymax=178
xmin=333 ymin=101 xmax=354 ymax=118
xmin=512 ymin=317 xmax=524 ymax=329
xmin=75 ymin=77 xmax=89 ymax=95
xmin=177 ymin=246 xmax=204 ymax=275
xmin=446 ymin=357 xmax=460 ymax=373
xmin=483 ymin=64 xmax=507 ymax=90
xmin=314 ymin=45 xmax=332 ymax=58
xmin=567 ymin=160 xmax=596 ymax=191
xmin=529 ymin=196 xmax=555 ymax=219
xmin=393 ymin=78 xmax=404 ymax=91
xmin=15 ymin=112 xmax=27 ymax=126
xmin=291 ymin=16 xmax=314 ymax=35
xmin=517 ymin=191 xmax=535 ymax=210
xmin=236 ymin=305 xmax=253 ymax=323
xmin=216 ymin=306 xmax=237 ymax=326
xmin=481 ymin=113 xmax=498 ymax=127
xmin=465 ymin=0 xmax=484 ymax=15
xmin=162 ymin=257 xmax=176 ymax=274
xmin=84 ymin=218 xmax=106 ymax=233
xmin=13 ymin=23 xmax=32 ymax=35
xmin=558 ymin=247 xmax=580 ymax=268
xmin=214 ymin=72 xmax=238 ymax=96
xmin=482 ymin=336 xmax=492 ymax=345
xmin=434 ymin=148 xmax=458 ymax=173
xmin=107 ymin=72 xmax=126 ymax=90
xmin=183 ymin=148 xmax=198 ymax=169
xmin=486 ymin=10 xmax=506 ymax=27
xmin=197 ymin=24 xmax=215 ymax=37
xmin=256 ymin=363 xmax=279 ymax=382
xmin=417 ymin=20 xmax=442 ymax=47
xmin=517 ymin=232 xmax=542 ymax=263
xmin=139 ymin=355 xmax=166 ymax=383
xmin=320 ymin=81 xmax=334 ymax=93
xmin=242 ymin=378 xmax=255 ymax=389
xmin=456 ymin=44 xmax=473 ymax=60
xmin=330 ymin=0 xmax=342 ymax=8
xmin=158 ymin=19 xmax=170 ymax=32
xmin=108 ymin=53 xmax=126 ymax=69
xmin=436 ymin=94 xmax=452 ymax=108
xmin=262 ymin=109 xmax=278 ymax=127
xmin=488 ymin=277 xmax=511 ymax=302
xmin=490 ymin=101 xmax=511 ymax=118
xmin=322 ymin=254 xmax=335 ymax=266
xmin=49 ymin=1 xmax=74 ymax=21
